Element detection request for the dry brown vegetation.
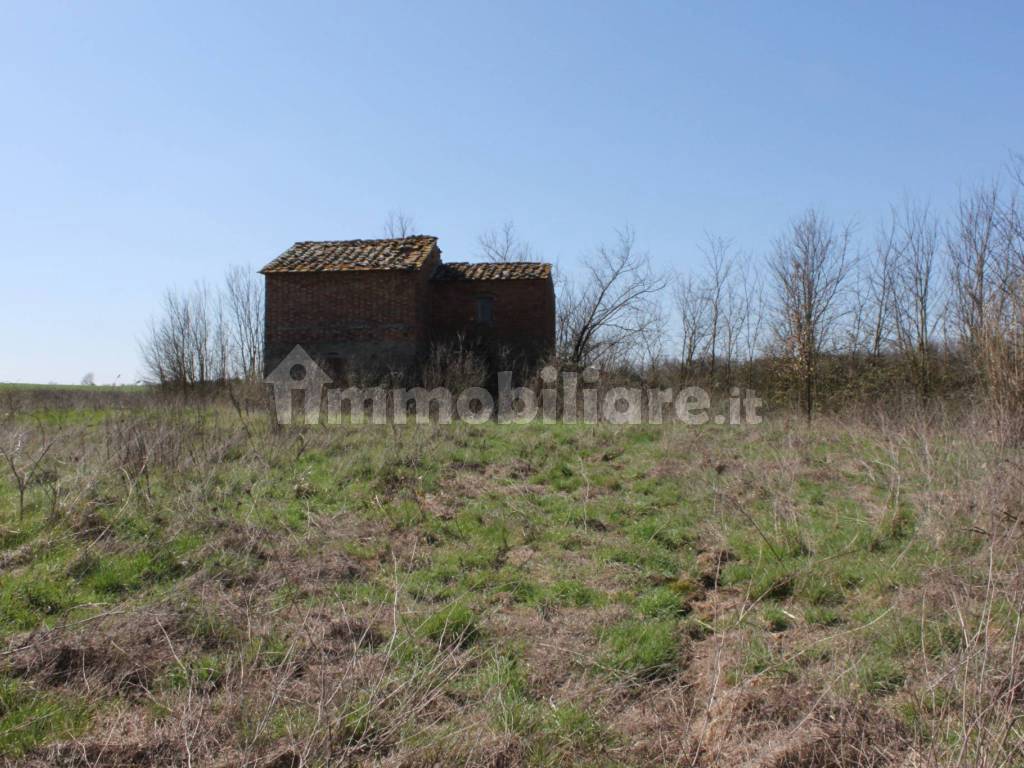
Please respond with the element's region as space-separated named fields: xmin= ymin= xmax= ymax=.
xmin=0 ymin=388 xmax=1021 ymax=766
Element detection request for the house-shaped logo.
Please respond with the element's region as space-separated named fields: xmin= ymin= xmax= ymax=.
xmin=264 ymin=346 xmax=332 ymax=424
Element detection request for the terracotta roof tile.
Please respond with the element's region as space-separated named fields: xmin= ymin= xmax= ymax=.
xmin=260 ymin=236 xmax=437 ymax=273
xmin=432 ymin=262 xmax=552 ymax=281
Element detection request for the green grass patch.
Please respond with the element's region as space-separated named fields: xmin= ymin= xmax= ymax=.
xmin=419 ymin=603 xmax=480 ymax=648
xmin=0 ymin=677 xmax=90 ymax=757
xmin=600 ymin=618 xmax=679 ymax=680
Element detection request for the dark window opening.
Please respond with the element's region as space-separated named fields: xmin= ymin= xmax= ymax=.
xmin=476 ymin=296 xmax=494 ymax=325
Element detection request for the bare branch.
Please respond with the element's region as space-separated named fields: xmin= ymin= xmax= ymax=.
xmin=382 ymin=211 xmax=416 ymax=239
xmin=557 ymin=228 xmax=668 ymax=368
xmin=477 ymin=221 xmax=537 ymax=263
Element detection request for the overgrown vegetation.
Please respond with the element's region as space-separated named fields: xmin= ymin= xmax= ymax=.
xmin=139 ymin=156 xmax=1024 ymax=453
xmin=0 ymin=390 xmax=1020 ymax=765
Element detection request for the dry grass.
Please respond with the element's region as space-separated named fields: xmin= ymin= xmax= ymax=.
xmin=0 ymin=392 xmax=1021 ymax=766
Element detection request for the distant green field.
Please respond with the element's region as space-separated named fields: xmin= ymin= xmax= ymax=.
xmin=0 ymin=382 xmax=147 ymax=393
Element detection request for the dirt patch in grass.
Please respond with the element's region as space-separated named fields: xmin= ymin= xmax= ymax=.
xmin=651 ymin=457 xmax=689 ymax=479
xmin=485 ymin=457 xmax=534 ymax=482
xmin=22 ymin=737 xmax=188 ymax=768
xmin=615 ymin=641 xmax=909 ymax=767
xmin=439 ymin=457 xmax=548 ymax=502
xmin=270 ymin=548 xmax=363 ymax=591
xmin=504 ymin=545 xmax=536 ymax=568
xmin=419 ymin=491 xmax=457 ymax=520
xmin=695 ymin=547 xmax=737 ymax=589
xmin=5 ymin=609 xmax=182 ymax=696
xmin=491 ymin=605 xmax=628 ymax=696
xmin=693 ymin=679 xmax=908 ymax=767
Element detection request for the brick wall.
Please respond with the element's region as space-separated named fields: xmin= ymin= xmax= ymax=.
xmin=264 ymin=269 xmax=424 ymax=377
xmin=428 ymin=277 xmax=555 ymax=364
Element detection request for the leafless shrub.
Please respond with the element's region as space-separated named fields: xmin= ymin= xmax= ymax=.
xmin=422 ymin=336 xmax=488 ymax=392
xmin=944 ymin=167 xmax=1024 ymax=442
xmin=890 ymin=199 xmax=944 ymax=397
xmin=0 ymin=422 xmax=59 ymax=519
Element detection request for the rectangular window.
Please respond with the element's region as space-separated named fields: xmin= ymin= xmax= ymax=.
xmin=476 ymin=296 xmax=494 ymax=325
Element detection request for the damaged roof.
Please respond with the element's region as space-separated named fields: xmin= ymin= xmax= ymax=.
xmin=432 ymin=262 xmax=552 ymax=281
xmin=259 ymin=236 xmax=438 ymax=273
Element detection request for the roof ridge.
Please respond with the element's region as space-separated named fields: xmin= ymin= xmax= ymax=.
xmin=443 ymin=259 xmax=550 ymax=266
xmin=260 ymin=236 xmax=439 ymax=274
xmin=292 ymin=234 xmax=436 ymax=244
xmin=432 ymin=261 xmax=552 ymax=281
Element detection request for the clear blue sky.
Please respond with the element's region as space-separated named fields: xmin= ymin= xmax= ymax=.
xmin=1 ymin=1 xmax=1021 ymax=383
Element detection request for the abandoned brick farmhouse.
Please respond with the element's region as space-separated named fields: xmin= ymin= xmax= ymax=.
xmin=261 ymin=236 xmax=555 ymax=378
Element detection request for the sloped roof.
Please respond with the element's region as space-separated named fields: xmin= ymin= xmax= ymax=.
xmin=432 ymin=262 xmax=552 ymax=281
xmin=259 ymin=236 xmax=438 ymax=273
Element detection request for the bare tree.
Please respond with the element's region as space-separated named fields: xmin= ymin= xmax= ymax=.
xmin=223 ymin=265 xmax=264 ymax=381
xmin=558 ymin=228 xmax=668 ymax=367
xmin=477 ymin=220 xmax=537 ymax=263
xmin=865 ymin=212 xmax=900 ymax=358
xmin=140 ymin=283 xmax=226 ymax=387
xmin=769 ymin=210 xmax=854 ymax=420
xmin=142 ymin=265 xmax=268 ymax=387
xmin=141 ymin=290 xmax=187 ymax=386
xmin=80 ymin=372 xmax=96 ymax=386
xmin=630 ymin=295 xmax=670 ymax=373
xmin=738 ymin=268 xmax=767 ymax=382
xmin=718 ymin=278 xmax=746 ymax=383
xmin=843 ymin=268 xmax=872 ymax=359
xmin=948 ymin=185 xmax=1001 ymax=352
xmin=383 ymin=210 xmax=416 ymax=238
xmin=976 ymin=158 xmax=1024 ymax=438
xmin=699 ymin=234 xmax=734 ymax=378
xmin=891 ymin=200 xmax=943 ymax=396
xmin=672 ymin=234 xmax=747 ymax=380
xmin=674 ymin=273 xmax=710 ymax=370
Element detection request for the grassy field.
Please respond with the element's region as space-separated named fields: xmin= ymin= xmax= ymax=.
xmin=0 ymin=383 xmax=147 ymax=393
xmin=0 ymin=395 xmax=1021 ymax=766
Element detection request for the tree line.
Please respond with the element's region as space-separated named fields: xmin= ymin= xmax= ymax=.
xmin=141 ymin=157 xmax=1024 ymax=432
xmin=140 ymin=266 xmax=263 ymax=388
xmin=551 ymin=156 xmax=1024 ymax=430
